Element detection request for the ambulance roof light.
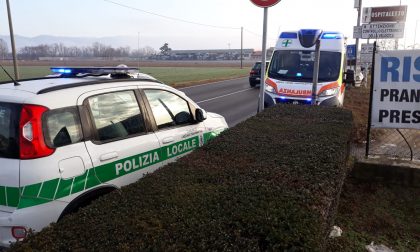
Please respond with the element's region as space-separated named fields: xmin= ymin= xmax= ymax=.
xmin=298 ymin=29 xmax=323 ymax=48
xmin=279 ymin=32 xmax=297 ymax=39
xmin=321 ymin=32 xmax=343 ymax=39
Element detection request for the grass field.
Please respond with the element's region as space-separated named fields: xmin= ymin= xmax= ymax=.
xmin=0 ymin=65 xmax=249 ymax=87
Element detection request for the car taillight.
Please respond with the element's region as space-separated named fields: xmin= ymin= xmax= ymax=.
xmin=250 ymin=70 xmax=256 ymax=74
xmin=19 ymin=104 xmax=54 ymax=159
xmin=11 ymin=226 xmax=27 ymax=240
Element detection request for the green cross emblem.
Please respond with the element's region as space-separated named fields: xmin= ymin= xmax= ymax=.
xmin=282 ymin=39 xmax=292 ymax=47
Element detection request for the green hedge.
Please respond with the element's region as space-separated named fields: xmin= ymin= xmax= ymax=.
xmin=12 ymin=104 xmax=352 ymax=251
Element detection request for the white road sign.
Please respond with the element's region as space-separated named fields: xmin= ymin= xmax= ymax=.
xmin=371 ymin=50 xmax=420 ymax=130
xmin=362 ymin=23 xmax=405 ymax=39
xmin=353 ymin=26 xmax=362 ymax=39
xmin=361 ymin=44 xmax=374 ymax=54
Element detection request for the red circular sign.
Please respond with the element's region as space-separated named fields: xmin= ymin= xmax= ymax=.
xmin=250 ymin=0 xmax=280 ymax=8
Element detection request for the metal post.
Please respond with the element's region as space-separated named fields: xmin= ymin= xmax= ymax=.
xmin=365 ymin=41 xmax=377 ymax=158
xmin=6 ymin=0 xmax=19 ymax=80
xmin=241 ymin=27 xmax=243 ymax=69
xmin=311 ymin=40 xmax=321 ymax=105
xmin=258 ymin=7 xmax=268 ymax=112
xmin=355 ymin=0 xmax=362 ymax=73
xmin=414 ymin=20 xmax=419 ymax=50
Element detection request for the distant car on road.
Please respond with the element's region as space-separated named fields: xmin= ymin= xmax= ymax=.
xmin=249 ymin=61 xmax=269 ymax=88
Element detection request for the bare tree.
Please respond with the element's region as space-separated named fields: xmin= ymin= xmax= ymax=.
xmin=377 ymin=40 xmax=397 ymax=51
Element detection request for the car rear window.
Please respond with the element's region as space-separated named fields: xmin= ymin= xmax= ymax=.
xmin=253 ymin=62 xmax=261 ymax=70
xmin=0 ymin=102 xmax=21 ymax=159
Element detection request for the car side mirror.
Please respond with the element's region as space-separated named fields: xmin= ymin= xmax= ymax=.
xmin=195 ymin=108 xmax=207 ymax=122
xmin=174 ymin=111 xmax=192 ymax=125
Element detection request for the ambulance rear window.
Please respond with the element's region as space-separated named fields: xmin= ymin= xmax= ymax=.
xmin=0 ymin=103 xmax=21 ymax=159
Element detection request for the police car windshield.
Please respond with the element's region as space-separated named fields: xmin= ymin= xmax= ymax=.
xmin=268 ymin=50 xmax=341 ymax=83
xmin=0 ymin=102 xmax=20 ymax=159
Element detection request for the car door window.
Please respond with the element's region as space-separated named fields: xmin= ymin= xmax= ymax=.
xmin=43 ymin=107 xmax=83 ymax=148
xmin=144 ymin=89 xmax=193 ymax=130
xmin=88 ymin=90 xmax=145 ymax=142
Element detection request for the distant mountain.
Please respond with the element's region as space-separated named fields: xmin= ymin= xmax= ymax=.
xmin=0 ymin=35 xmax=140 ymax=50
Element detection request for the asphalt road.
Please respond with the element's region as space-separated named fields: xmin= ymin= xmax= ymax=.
xmin=179 ymin=77 xmax=260 ymax=127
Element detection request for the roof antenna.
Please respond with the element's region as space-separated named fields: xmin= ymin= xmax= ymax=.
xmin=0 ymin=64 xmax=20 ymax=86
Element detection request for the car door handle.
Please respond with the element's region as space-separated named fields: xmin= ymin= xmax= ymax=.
xmin=100 ymin=152 xmax=119 ymax=162
xmin=162 ymin=137 xmax=175 ymax=144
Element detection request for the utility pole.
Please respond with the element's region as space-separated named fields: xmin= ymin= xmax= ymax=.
xmin=240 ymin=27 xmax=243 ymax=69
xmin=6 ymin=0 xmax=19 ymax=80
xmin=355 ymin=0 xmax=362 ymax=73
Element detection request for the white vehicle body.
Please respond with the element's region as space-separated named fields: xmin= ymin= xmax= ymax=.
xmin=0 ymin=68 xmax=227 ymax=247
xmin=265 ymin=29 xmax=346 ymax=107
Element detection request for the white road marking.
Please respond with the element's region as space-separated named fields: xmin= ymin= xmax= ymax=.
xmin=178 ymin=77 xmax=247 ymax=90
xmin=196 ymin=88 xmax=254 ymax=104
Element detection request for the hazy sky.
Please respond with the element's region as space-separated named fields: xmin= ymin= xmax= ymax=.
xmin=0 ymin=0 xmax=419 ymax=50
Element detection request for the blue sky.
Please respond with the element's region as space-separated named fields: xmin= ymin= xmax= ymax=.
xmin=0 ymin=0 xmax=418 ymax=50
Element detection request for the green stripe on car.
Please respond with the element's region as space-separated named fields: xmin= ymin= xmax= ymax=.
xmin=0 ymin=135 xmax=217 ymax=209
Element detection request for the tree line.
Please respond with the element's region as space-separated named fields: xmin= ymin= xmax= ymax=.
xmin=0 ymin=38 xmax=157 ymax=60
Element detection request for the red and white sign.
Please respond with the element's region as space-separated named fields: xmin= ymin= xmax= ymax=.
xmin=250 ymin=0 xmax=280 ymax=8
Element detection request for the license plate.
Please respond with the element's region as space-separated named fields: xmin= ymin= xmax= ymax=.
xmin=293 ymin=101 xmax=299 ymax=105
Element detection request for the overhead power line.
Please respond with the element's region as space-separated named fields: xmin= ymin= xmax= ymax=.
xmin=104 ymin=0 xmax=240 ymax=30
xmin=244 ymin=28 xmax=278 ymax=41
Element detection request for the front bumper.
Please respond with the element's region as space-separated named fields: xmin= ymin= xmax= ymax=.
xmin=264 ymin=92 xmax=340 ymax=107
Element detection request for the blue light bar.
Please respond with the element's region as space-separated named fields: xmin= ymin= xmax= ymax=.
xmin=279 ymin=32 xmax=297 ymax=39
xmin=279 ymin=96 xmax=287 ymax=100
xmin=321 ymin=32 xmax=344 ymax=39
xmin=51 ymin=68 xmax=72 ymax=74
xmin=50 ymin=66 xmax=139 ymax=76
xmin=305 ymin=98 xmax=312 ymax=102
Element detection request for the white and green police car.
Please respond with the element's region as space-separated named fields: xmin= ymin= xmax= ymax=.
xmin=0 ymin=66 xmax=227 ymax=247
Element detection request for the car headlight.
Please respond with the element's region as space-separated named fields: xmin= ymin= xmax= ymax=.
xmin=265 ymin=84 xmax=276 ymax=93
xmin=319 ymin=88 xmax=338 ymax=97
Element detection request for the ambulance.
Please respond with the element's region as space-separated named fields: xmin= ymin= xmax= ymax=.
xmin=264 ymin=29 xmax=347 ymax=107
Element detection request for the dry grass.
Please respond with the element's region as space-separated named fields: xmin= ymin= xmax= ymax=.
xmin=343 ymin=86 xmax=371 ymax=144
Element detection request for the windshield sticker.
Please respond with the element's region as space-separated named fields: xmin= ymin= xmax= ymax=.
xmin=282 ymin=39 xmax=292 ymax=47
xmin=278 ymin=69 xmax=288 ymax=74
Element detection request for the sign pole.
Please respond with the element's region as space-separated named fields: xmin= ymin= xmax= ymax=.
xmin=258 ymin=7 xmax=268 ymax=112
xmin=355 ymin=0 xmax=362 ymax=72
xmin=311 ymin=40 xmax=321 ymax=105
xmin=365 ymin=41 xmax=376 ymax=158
